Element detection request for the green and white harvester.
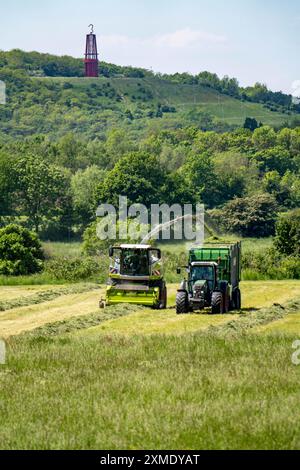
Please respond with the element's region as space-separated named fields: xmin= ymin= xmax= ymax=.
xmin=100 ymin=244 xmax=167 ymax=309
xmin=176 ymin=242 xmax=242 ymax=314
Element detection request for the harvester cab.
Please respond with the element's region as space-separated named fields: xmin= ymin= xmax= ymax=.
xmin=100 ymin=244 xmax=167 ymax=309
xmin=176 ymin=242 xmax=242 ymax=315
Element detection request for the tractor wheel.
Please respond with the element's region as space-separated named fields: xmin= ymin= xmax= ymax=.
xmin=233 ymin=288 xmax=241 ymax=310
xmin=211 ymin=291 xmax=223 ymax=314
xmin=176 ymin=291 xmax=188 ymax=314
xmin=99 ymin=300 xmax=106 ymax=309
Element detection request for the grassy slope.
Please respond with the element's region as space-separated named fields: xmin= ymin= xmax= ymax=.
xmin=43 ymin=76 xmax=292 ymax=127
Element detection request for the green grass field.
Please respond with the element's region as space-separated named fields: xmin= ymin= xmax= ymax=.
xmin=44 ymin=76 xmax=294 ymax=128
xmin=1 ymin=280 xmax=300 ymax=449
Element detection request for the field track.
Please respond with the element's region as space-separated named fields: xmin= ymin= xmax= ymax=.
xmin=1 ymin=281 xmax=300 ymax=339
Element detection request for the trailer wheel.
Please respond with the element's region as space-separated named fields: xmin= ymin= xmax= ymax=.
xmin=176 ymin=291 xmax=188 ymax=314
xmin=224 ymin=289 xmax=230 ymax=313
xmin=233 ymin=288 xmax=241 ymax=310
xmin=211 ymin=291 xmax=223 ymax=314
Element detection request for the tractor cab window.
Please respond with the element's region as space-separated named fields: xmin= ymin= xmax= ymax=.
xmin=120 ymin=249 xmax=149 ymax=276
xmin=191 ymin=265 xmax=215 ymax=289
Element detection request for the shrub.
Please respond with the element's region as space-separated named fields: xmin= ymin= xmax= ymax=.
xmin=45 ymin=256 xmax=108 ymax=282
xmin=274 ymin=209 xmax=300 ymax=256
xmin=219 ymin=194 xmax=278 ymax=237
xmin=82 ymin=221 xmax=110 ymax=256
xmin=0 ymin=224 xmax=44 ymax=275
xmin=242 ymin=247 xmax=300 ymax=280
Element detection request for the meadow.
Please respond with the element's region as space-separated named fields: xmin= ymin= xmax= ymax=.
xmin=0 ymin=279 xmax=300 ymax=449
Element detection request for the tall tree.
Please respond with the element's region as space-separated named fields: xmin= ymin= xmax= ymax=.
xmin=14 ymin=154 xmax=69 ymax=233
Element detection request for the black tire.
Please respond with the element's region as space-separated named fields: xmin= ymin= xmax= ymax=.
xmin=159 ymin=284 xmax=167 ymax=309
xmin=233 ymin=288 xmax=241 ymax=310
xmin=211 ymin=291 xmax=223 ymax=314
xmin=176 ymin=291 xmax=188 ymax=314
xmin=224 ymin=288 xmax=230 ymax=313
xmin=236 ymin=289 xmax=242 ymax=310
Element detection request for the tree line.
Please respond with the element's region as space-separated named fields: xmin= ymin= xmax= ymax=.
xmin=0 ymin=125 xmax=299 ymax=240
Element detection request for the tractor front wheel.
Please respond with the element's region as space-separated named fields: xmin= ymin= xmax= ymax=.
xmin=176 ymin=291 xmax=188 ymax=314
xmin=211 ymin=291 xmax=224 ymax=314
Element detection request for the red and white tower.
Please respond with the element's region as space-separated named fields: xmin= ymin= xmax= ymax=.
xmin=84 ymin=24 xmax=99 ymax=77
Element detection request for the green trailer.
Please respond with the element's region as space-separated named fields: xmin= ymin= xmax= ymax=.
xmin=100 ymin=244 xmax=167 ymax=309
xmin=176 ymin=242 xmax=242 ymax=314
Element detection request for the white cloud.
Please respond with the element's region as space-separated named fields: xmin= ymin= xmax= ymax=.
xmin=97 ymin=28 xmax=229 ymax=76
xmin=99 ymin=34 xmax=130 ymax=47
xmin=291 ymin=79 xmax=300 ymax=97
xmin=152 ymin=28 xmax=227 ymax=48
xmin=292 ymin=80 xmax=300 ymax=104
xmin=99 ymin=28 xmax=227 ymax=50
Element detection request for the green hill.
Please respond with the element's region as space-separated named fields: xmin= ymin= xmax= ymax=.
xmin=0 ymin=75 xmax=295 ymax=140
xmin=59 ymin=75 xmax=295 ymax=125
xmin=0 ymin=50 xmax=299 ymax=140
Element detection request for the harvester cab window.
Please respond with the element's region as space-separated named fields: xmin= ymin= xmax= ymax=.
xmin=121 ymin=249 xmax=150 ymax=276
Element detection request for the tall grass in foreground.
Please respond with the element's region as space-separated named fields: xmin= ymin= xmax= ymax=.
xmin=1 ymin=333 xmax=300 ymax=450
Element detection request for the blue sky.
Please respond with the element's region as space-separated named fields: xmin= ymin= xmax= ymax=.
xmin=0 ymin=0 xmax=299 ymax=93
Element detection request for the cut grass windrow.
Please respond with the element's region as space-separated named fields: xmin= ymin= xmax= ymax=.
xmin=0 ymin=283 xmax=99 ymax=313
xmin=207 ymin=297 xmax=300 ymax=337
xmin=18 ymin=304 xmax=147 ymax=338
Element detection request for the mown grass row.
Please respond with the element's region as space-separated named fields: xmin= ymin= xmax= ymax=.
xmin=19 ymin=304 xmax=147 ymax=338
xmin=207 ymin=297 xmax=300 ymax=337
xmin=16 ymin=293 xmax=300 ymax=340
xmin=0 ymin=283 xmax=99 ymax=312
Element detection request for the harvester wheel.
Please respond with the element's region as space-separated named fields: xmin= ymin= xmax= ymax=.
xmin=160 ymin=285 xmax=167 ymax=309
xmin=176 ymin=291 xmax=188 ymax=314
xmin=99 ymin=300 xmax=106 ymax=309
xmin=211 ymin=291 xmax=223 ymax=314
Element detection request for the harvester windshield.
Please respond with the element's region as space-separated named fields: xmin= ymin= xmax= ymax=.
xmin=120 ymin=249 xmax=149 ymax=276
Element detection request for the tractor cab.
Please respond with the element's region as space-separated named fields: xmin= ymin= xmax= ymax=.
xmin=177 ymin=261 xmax=218 ymax=310
xmin=190 ymin=262 xmax=218 ymax=292
xmin=189 ymin=262 xmax=218 ymax=306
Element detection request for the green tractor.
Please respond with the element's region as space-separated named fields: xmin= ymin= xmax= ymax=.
xmin=100 ymin=244 xmax=167 ymax=309
xmin=176 ymin=242 xmax=242 ymax=314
